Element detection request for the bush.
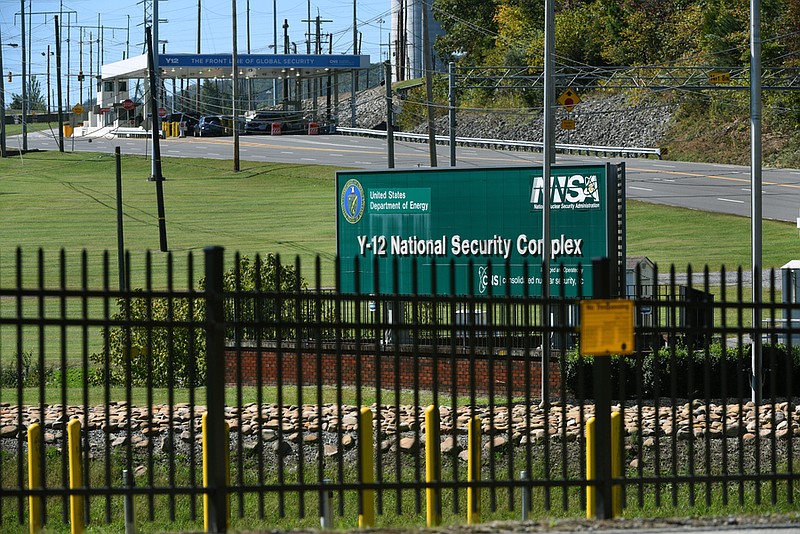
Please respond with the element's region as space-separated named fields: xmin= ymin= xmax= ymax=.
xmin=562 ymin=343 xmax=800 ymax=400
xmin=91 ymin=254 xmax=308 ymax=387
xmin=0 ymin=351 xmax=54 ymax=387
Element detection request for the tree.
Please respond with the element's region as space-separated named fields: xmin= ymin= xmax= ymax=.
xmin=9 ymin=75 xmax=46 ymax=112
xmin=433 ymin=0 xmax=498 ymax=64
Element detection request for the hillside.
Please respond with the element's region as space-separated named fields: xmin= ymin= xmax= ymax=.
xmin=346 ymin=84 xmax=800 ymax=168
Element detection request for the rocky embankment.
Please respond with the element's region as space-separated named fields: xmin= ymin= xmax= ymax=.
xmin=2 ymin=400 xmax=798 ymax=465
xmin=344 ymin=86 xmax=674 ymax=149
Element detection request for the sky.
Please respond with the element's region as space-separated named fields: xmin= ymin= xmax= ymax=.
xmin=0 ymin=0 xmax=393 ymax=107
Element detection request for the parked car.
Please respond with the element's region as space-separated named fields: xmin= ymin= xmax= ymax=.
xmin=244 ymin=110 xmax=307 ymax=134
xmin=196 ymin=116 xmax=228 ymax=137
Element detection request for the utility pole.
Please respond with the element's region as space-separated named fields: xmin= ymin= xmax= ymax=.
xmin=351 ymin=0 xmax=357 ymax=126
xmin=422 ymin=0 xmax=436 ymax=167
xmin=196 ymin=0 xmax=201 ymax=114
xmin=541 ymin=0 xmax=555 ymax=407
xmin=20 ymin=0 xmax=28 ymax=151
xmin=283 ymin=19 xmax=289 ymax=107
xmin=750 ymin=0 xmax=763 ymax=404
xmin=55 ymin=16 xmax=64 ymax=152
xmin=232 ymin=0 xmax=240 ymax=172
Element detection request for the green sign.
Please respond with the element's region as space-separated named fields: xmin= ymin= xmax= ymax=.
xmin=336 ymin=165 xmax=620 ymax=297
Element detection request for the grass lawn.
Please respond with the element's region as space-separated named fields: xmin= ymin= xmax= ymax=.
xmin=0 ymin=151 xmax=341 ymax=290
xmin=1 ymin=150 xmax=797 ymax=368
xmin=2 ymin=150 xmax=797 ymax=291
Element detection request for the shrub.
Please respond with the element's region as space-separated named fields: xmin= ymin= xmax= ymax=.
xmin=562 ymin=343 xmax=800 ymax=399
xmin=91 ymin=254 xmax=308 ymax=387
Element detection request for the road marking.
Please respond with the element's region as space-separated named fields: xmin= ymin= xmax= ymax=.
xmin=652 ymin=164 xmax=676 ymax=168
xmin=630 ymin=186 xmax=653 ymax=192
xmin=717 ymin=198 xmax=744 ymax=204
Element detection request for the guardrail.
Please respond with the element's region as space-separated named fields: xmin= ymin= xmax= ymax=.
xmin=336 ymin=127 xmax=663 ymax=159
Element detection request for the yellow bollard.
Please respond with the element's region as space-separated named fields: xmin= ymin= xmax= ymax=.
xmin=28 ymin=423 xmax=43 ymax=534
xmin=610 ymin=411 xmax=622 ymax=517
xmin=202 ymin=413 xmax=231 ymax=532
xmin=425 ymin=405 xmax=441 ymax=527
xmin=67 ymin=419 xmax=84 ymax=534
xmin=357 ymin=407 xmax=375 ymax=528
xmin=585 ymin=412 xmax=622 ymax=519
xmin=467 ymin=416 xmax=481 ymax=525
xmin=172 ymin=122 xmax=178 ymax=137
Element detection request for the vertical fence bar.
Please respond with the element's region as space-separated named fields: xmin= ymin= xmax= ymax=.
xmin=590 ymin=257 xmax=613 ymax=519
xmin=358 ymin=407 xmax=375 ymax=528
xmin=468 ymin=417 xmax=481 ymax=525
xmin=204 ymin=246 xmax=228 ymax=533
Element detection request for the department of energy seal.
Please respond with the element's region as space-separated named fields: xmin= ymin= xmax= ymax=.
xmin=341 ymin=179 xmax=365 ymax=224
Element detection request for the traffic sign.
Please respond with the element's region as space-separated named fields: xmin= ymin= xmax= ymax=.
xmin=561 ymin=119 xmax=575 ymax=130
xmin=557 ymin=88 xmax=581 ymax=112
xmin=709 ymin=71 xmax=731 ymax=84
xmin=71 ymin=104 xmax=85 ymax=115
xmin=158 ymin=107 xmax=167 ymax=118
xmin=122 ymin=98 xmax=135 ymax=111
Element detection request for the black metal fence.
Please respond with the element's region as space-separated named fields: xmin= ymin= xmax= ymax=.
xmin=1 ymin=247 xmax=799 ymax=533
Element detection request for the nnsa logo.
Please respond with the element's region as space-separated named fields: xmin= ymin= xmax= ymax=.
xmin=530 ymin=174 xmax=600 ymax=209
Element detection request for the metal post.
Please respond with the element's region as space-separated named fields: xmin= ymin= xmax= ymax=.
xmin=115 ymin=147 xmax=126 ymax=292
xmin=0 ymin=27 xmax=10 ymax=158
xmin=448 ymin=61 xmax=456 ymax=166
xmin=123 ymin=469 xmax=137 ymax=534
xmin=541 ymin=0 xmax=555 ymax=407
xmin=591 ymin=257 xmax=613 ymax=519
xmin=750 ymin=0 xmax=763 ymax=405
xmin=319 ymin=479 xmax=333 ymax=529
xmin=385 ymin=60 xmax=394 ymax=169
xmin=520 ymin=470 xmax=530 ymax=521
xmin=204 ymin=246 xmax=228 ymax=533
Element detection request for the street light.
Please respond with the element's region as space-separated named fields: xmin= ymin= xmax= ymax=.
xmin=1 ymin=37 xmax=21 ymax=158
xmin=42 ymin=48 xmax=54 ymax=113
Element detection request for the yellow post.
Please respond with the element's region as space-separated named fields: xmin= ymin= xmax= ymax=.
xmin=424 ymin=405 xmax=441 ymax=527
xmin=172 ymin=122 xmax=179 ymax=137
xmin=586 ymin=414 xmax=622 ymax=519
xmin=67 ymin=419 xmax=84 ymax=534
xmin=28 ymin=423 xmax=42 ymax=534
xmin=585 ymin=416 xmax=595 ymax=519
xmin=610 ymin=411 xmax=622 ymax=517
xmin=202 ymin=413 xmax=231 ymax=532
xmin=357 ymin=407 xmax=375 ymax=528
xmin=467 ymin=416 xmax=481 ymax=525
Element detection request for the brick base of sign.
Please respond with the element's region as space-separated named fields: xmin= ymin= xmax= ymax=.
xmin=224 ymin=345 xmax=562 ymax=397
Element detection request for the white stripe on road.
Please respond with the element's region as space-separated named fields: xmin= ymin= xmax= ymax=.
xmin=717 ymin=198 xmax=744 ymax=204
xmin=630 ymin=186 xmax=653 ymax=192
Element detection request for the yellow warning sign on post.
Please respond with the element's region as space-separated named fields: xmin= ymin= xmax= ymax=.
xmin=72 ymin=103 xmax=85 ymax=115
xmin=561 ymin=119 xmax=575 ymax=130
xmin=557 ymin=88 xmax=581 ymax=112
xmin=579 ymin=299 xmax=634 ymax=356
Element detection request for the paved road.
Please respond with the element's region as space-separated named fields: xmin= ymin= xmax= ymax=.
xmin=17 ymin=129 xmax=800 ymax=223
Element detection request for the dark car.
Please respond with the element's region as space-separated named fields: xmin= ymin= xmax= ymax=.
xmin=196 ymin=115 xmax=228 ymax=137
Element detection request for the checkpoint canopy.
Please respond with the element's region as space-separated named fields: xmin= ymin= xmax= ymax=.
xmin=102 ymin=53 xmax=371 ymax=81
xmin=336 ymin=164 xmax=625 ymax=298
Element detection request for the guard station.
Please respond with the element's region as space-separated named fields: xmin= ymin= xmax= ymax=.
xmin=86 ymin=52 xmax=370 ymax=136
